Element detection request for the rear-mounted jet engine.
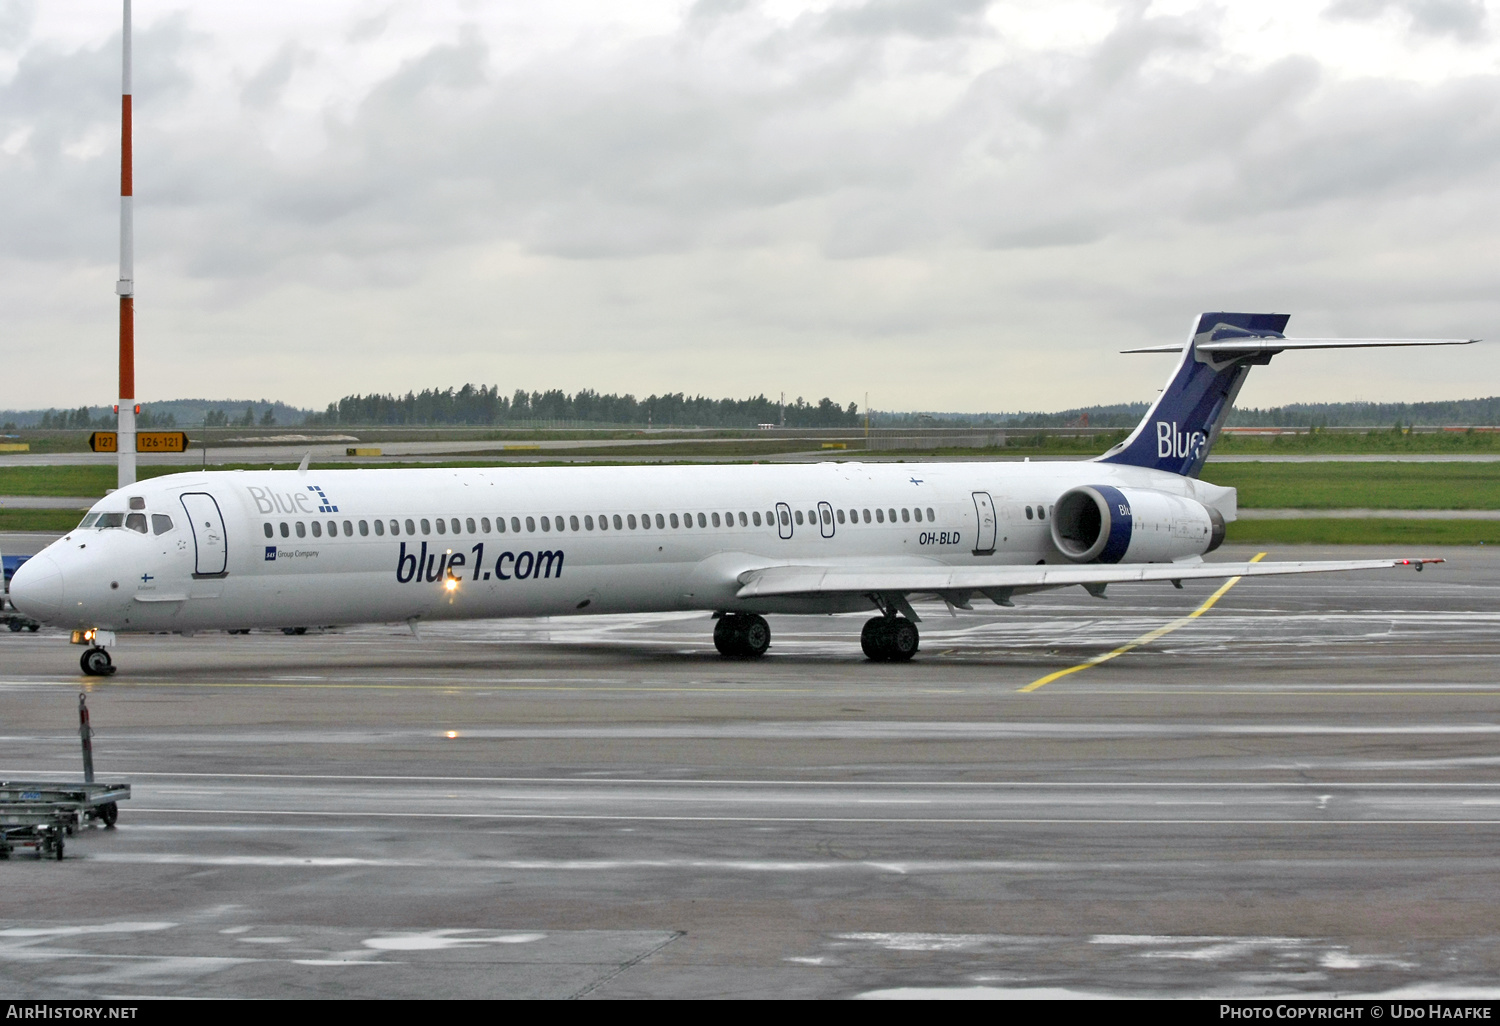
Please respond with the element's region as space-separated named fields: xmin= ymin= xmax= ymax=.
xmin=1050 ymin=485 xmax=1225 ymax=564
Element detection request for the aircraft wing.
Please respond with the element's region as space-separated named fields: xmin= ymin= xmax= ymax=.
xmin=736 ymin=557 xmax=1440 ymax=605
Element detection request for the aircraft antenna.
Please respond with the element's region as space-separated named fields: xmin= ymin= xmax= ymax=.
xmin=116 ymin=0 xmax=136 ymax=487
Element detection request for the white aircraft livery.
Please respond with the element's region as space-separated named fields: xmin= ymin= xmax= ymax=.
xmin=8 ymin=312 xmax=1475 ymax=676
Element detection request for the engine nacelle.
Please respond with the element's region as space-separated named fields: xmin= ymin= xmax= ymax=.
xmin=1050 ymin=485 xmax=1225 ymax=563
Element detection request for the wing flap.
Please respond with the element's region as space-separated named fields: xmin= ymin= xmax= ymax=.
xmin=735 ymin=559 xmax=1439 ymax=599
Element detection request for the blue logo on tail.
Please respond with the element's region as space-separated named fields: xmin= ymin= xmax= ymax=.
xmin=1099 ymin=312 xmax=1288 ymax=478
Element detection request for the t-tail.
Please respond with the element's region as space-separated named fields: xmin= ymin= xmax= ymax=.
xmin=1096 ymin=312 xmax=1477 ymax=479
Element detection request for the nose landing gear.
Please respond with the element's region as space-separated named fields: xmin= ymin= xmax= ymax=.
xmin=861 ymin=616 xmax=919 ymax=662
xmin=79 ymin=647 xmax=115 ymax=677
xmin=713 ymin=613 xmax=771 ymax=659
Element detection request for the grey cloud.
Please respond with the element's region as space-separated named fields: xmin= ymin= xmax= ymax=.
xmin=819 ymin=0 xmax=995 ymax=39
xmin=241 ymin=42 xmax=312 ymax=110
xmin=348 ymin=5 xmax=394 ymax=44
xmin=1325 ymin=0 xmax=1487 ymax=40
xmin=8 ymin=2 xmax=1500 ymax=293
xmin=0 ymin=0 xmax=36 ymax=51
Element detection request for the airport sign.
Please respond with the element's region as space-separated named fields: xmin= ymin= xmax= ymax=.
xmin=89 ymin=431 xmax=190 ymax=453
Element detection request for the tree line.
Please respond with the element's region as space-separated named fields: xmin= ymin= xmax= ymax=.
xmin=305 ymin=386 xmax=861 ymax=428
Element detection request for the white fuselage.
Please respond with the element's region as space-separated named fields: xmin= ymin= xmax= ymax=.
xmin=22 ymin=460 xmax=1235 ymax=633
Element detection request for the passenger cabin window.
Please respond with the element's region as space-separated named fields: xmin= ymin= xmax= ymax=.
xmin=627 ymin=514 xmax=637 ymax=529
xmin=405 ymin=519 xmax=416 ymax=535
xmin=344 ymin=520 xmax=353 ymax=535
xmin=913 ymin=508 xmax=922 ymax=523
xmin=571 ymin=515 xmax=580 ymax=531
xmin=901 ymin=508 xmax=910 ymax=523
xmin=794 ymin=510 xmax=803 ymax=525
xmin=280 ymin=523 xmax=290 ymax=538
xmin=1025 ymin=506 xmax=1033 ymax=520
xmin=153 ymin=514 xmax=173 ymax=535
xmin=655 ymin=514 xmax=665 ymax=529
xmin=863 ymin=509 xmax=872 ymax=523
xmin=451 ymin=518 xmax=461 ymax=534
xmin=435 ymin=518 xmax=446 ymax=534
xmin=1037 ymin=506 xmax=1046 ymax=521
xmin=312 ymin=521 xmax=323 ymax=537
xmin=125 ymin=512 xmax=147 ymax=533
xmin=480 ymin=518 xmax=490 ymax=533
xmin=875 ymin=509 xmax=884 ymax=523
xmin=296 ymin=522 xmax=306 ymax=538
xmin=361 ymin=521 xmax=371 ymax=536
xmin=263 ymin=523 xmax=273 ymax=538
xmin=670 ymin=513 xmax=679 ymax=528
xmin=927 ymin=507 xmax=936 ymax=520
xmin=541 ymin=517 xmax=551 ymax=532
xmin=739 ymin=512 xmax=748 ymax=526
xmin=374 ymin=520 xmax=384 ymax=536
xmin=614 ymin=514 xmax=624 ymax=530
xmin=753 ymin=512 xmax=762 ymax=526
xmin=525 ymin=516 xmax=535 ymax=532
xmin=467 ymin=518 xmax=477 ymax=533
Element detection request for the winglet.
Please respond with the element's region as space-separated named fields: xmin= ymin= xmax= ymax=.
xmin=297 ymin=452 xmax=311 ymax=475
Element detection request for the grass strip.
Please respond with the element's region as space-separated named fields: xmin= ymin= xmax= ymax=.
xmin=0 ymin=509 xmax=84 ymax=532
xmin=1205 ymin=462 xmax=1500 ymax=509
xmin=1225 ymin=518 xmax=1500 ymax=546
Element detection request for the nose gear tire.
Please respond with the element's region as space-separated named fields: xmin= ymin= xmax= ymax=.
xmin=80 ymin=647 xmax=115 ymax=677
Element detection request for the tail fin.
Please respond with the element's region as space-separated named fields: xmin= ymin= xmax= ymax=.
xmin=1096 ymin=312 xmax=1475 ymax=478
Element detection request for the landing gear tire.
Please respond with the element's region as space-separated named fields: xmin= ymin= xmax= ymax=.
xmin=861 ymin=616 xmax=919 ymax=662
xmin=713 ymin=614 xmax=771 ymax=659
xmin=80 ymin=647 xmax=115 ymax=677
xmin=281 ymin=627 xmax=307 ymax=636
xmin=97 ymin=801 xmax=118 ymax=828
xmin=7 ymin=620 xmax=20 ymax=632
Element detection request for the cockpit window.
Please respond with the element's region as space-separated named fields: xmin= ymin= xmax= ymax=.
xmin=95 ymin=512 xmax=125 ymax=529
xmin=125 ymin=513 xmax=148 ymax=534
xmin=152 ymin=514 xmax=173 ymax=535
xmin=79 ymin=513 xmax=100 ymax=529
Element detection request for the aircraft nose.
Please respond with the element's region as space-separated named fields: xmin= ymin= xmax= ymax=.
xmin=9 ymin=554 xmax=63 ymax=620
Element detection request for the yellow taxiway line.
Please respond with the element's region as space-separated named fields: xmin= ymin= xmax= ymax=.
xmin=1018 ymin=551 xmax=1268 ymax=693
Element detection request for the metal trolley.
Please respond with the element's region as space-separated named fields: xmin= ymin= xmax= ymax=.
xmin=0 ymin=695 xmax=131 ymax=859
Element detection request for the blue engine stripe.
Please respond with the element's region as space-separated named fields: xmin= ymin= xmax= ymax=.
xmin=1093 ymin=485 xmax=1133 ymax=564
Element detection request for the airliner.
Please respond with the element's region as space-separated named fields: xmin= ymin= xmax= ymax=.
xmin=8 ymin=313 xmax=1473 ymax=676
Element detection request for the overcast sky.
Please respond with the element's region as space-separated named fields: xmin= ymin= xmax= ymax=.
xmin=1 ymin=0 xmax=1497 ymax=414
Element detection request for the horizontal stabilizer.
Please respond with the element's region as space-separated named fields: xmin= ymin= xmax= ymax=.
xmin=1123 ymin=338 xmax=1476 ymax=354
xmin=736 ymin=558 xmax=1441 ymax=600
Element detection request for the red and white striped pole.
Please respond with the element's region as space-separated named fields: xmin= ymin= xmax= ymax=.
xmin=116 ymin=0 xmax=135 ymax=487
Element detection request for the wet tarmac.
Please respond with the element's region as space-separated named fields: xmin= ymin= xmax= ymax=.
xmin=2 ymin=544 xmax=1499 ymax=998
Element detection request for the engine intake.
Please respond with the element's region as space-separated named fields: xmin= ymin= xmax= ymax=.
xmin=1051 ymin=485 xmax=1225 ymax=563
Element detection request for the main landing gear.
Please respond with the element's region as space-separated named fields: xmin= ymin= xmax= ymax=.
xmin=80 ymin=647 xmax=115 ymax=677
xmin=861 ymin=616 xmax=919 ymax=662
xmin=714 ymin=613 xmax=771 ymax=659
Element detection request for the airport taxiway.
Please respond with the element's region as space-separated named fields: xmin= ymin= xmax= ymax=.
xmin=3 ymin=544 xmax=1500 ymax=998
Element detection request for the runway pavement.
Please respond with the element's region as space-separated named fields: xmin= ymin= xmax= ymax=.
xmin=2 ymin=544 xmax=1499 ymax=998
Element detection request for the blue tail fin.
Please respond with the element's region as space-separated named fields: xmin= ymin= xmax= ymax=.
xmin=1098 ymin=312 xmax=1289 ymax=478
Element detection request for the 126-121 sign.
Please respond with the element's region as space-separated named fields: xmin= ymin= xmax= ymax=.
xmin=89 ymin=431 xmax=189 ymax=453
